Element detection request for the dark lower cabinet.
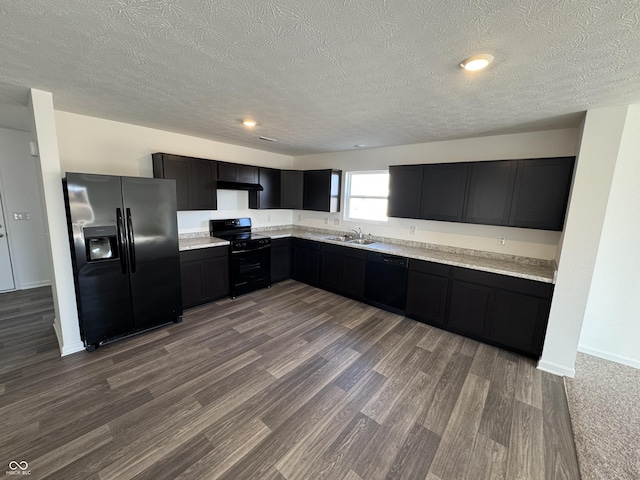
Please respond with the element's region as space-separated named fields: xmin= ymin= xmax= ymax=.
xmin=180 ymin=247 xmax=229 ymax=308
xmin=447 ymin=280 xmax=493 ymax=337
xmin=271 ymin=238 xmax=291 ymax=283
xmin=489 ymin=290 xmax=550 ymax=355
xmin=291 ymin=238 xmax=320 ymax=286
xmin=447 ymin=267 xmax=553 ymax=357
xmin=320 ymin=244 xmax=366 ymax=301
xmin=405 ymin=259 xmax=450 ymax=326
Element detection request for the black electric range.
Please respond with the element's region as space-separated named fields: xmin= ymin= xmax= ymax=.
xmin=210 ymin=218 xmax=271 ymax=298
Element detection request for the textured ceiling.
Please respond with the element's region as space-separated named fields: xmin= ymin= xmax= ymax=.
xmin=1 ymin=1 xmax=639 ymax=156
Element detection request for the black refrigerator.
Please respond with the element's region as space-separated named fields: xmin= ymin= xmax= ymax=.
xmin=63 ymin=173 xmax=183 ymax=351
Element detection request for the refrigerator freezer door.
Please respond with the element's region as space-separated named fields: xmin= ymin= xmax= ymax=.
xmin=64 ymin=173 xmax=134 ymax=345
xmin=121 ymin=177 xmax=182 ymax=329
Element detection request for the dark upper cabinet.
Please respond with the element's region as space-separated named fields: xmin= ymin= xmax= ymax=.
xmin=218 ymin=162 xmax=259 ymax=184
xmin=388 ymin=157 xmax=574 ymax=232
xmin=464 ymin=160 xmax=517 ymax=226
xmin=249 ymin=167 xmax=281 ymax=209
xmin=405 ymin=259 xmax=451 ymax=326
xmin=508 ymin=157 xmax=575 ymax=231
xmin=303 ymin=170 xmax=342 ymax=212
xmin=152 ymin=153 xmax=217 ymax=211
xmin=388 ymin=165 xmax=423 ymax=219
xmin=271 ymin=238 xmax=291 ymax=283
xmin=179 ymin=247 xmax=229 ymax=308
xmin=420 ymin=163 xmax=468 ymax=222
xmin=281 ymin=170 xmax=304 ymax=209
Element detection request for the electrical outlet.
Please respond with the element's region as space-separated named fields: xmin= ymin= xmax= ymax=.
xmin=324 ymin=217 xmax=328 ymax=225
xmin=410 ymin=226 xmax=416 ymax=235
xmin=298 ymin=214 xmax=302 ymax=221
xmin=267 ymin=214 xmax=271 ymax=222
xmin=498 ymin=235 xmax=506 ymax=246
xmin=333 ymin=218 xmax=339 ymax=225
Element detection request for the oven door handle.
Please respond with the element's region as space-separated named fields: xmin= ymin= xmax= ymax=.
xmin=231 ymin=245 xmax=271 ymax=254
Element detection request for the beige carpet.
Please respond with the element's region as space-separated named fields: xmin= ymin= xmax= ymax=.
xmin=564 ymin=353 xmax=640 ymax=480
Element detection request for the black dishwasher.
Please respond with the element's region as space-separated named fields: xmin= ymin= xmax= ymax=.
xmin=365 ymin=252 xmax=408 ymax=315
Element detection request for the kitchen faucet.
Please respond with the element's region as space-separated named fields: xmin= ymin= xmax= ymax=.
xmin=348 ymin=227 xmax=363 ymax=239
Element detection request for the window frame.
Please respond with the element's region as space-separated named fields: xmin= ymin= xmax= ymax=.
xmin=343 ymin=170 xmax=390 ymax=224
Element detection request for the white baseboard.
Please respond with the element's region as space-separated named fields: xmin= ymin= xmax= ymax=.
xmin=578 ymin=345 xmax=640 ymax=369
xmin=537 ymin=360 xmax=576 ymax=378
xmin=52 ymin=320 xmax=85 ymax=356
xmin=20 ymin=280 xmax=52 ymax=289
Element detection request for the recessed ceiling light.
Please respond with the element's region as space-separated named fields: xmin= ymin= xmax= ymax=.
xmin=460 ymin=54 xmax=494 ymax=71
xmin=242 ymin=119 xmax=257 ymax=127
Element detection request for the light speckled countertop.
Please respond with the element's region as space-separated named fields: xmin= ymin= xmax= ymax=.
xmin=179 ymin=227 xmax=556 ymax=284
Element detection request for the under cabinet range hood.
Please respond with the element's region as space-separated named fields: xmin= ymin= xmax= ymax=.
xmin=216 ymin=180 xmax=263 ymax=191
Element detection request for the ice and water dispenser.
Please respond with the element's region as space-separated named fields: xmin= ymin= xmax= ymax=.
xmin=83 ymin=226 xmax=119 ymax=262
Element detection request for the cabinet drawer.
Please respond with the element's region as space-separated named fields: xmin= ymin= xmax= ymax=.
xmin=452 ymin=266 xmax=553 ymax=299
xmin=408 ymin=258 xmax=451 ymax=277
xmin=180 ymin=246 xmax=228 ymax=262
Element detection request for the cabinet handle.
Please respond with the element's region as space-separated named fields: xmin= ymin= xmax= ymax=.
xmin=0 ymin=233 xmax=4 ymax=238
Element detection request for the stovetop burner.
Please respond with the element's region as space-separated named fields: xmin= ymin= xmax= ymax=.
xmin=209 ymin=218 xmax=271 ymax=250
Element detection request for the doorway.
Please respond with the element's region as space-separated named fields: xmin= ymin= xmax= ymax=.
xmin=0 ymin=189 xmax=15 ymax=291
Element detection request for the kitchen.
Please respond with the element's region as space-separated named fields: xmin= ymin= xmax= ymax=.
xmin=1 ymin=1 xmax=640 ymax=477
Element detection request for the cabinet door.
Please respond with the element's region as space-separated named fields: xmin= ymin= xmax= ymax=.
xmin=388 ymin=165 xmax=423 ymax=219
xmin=217 ymin=162 xmax=238 ymax=182
xmin=406 ymin=270 xmax=449 ymax=326
xmin=153 ymin=154 xmax=190 ymax=210
xmin=342 ymin=256 xmax=366 ymax=301
xmin=250 ymin=167 xmax=281 ymax=209
xmin=320 ymin=250 xmax=344 ymax=292
xmin=509 ymin=157 xmax=575 ymax=231
xmin=489 ymin=290 xmax=550 ymax=356
xmin=180 ymin=259 xmax=206 ymax=308
xmin=292 ymin=245 xmax=308 ymax=282
xmin=271 ymin=238 xmax=291 ymax=283
xmin=281 ymin=170 xmax=304 ymax=209
xmin=204 ymin=253 xmax=229 ymax=300
xmin=448 ymin=280 xmax=492 ymax=337
xmin=237 ymin=164 xmax=259 ymax=183
xmin=464 ymin=161 xmax=517 ymax=226
xmin=189 ymin=159 xmax=217 ymax=210
xmin=303 ymin=170 xmax=327 ymax=211
xmin=421 ymin=163 xmax=468 ymax=222
xmin=307 ymin=248 xmax=321 ymax=286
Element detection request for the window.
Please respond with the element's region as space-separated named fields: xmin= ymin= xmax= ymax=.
xmin=344 ymin=170 xmax=389 ymax=222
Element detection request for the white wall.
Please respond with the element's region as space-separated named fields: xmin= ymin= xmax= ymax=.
xmin=30 ymin=90 xmax=83 ymax=355
xmin=539 ymin=106 xmax=628 ymax=376
xmin=0 ymin=127 xmax=51 ymax=289
xmin=54 ymin=111 xmax=294 ymax=234
xmin=578 ymin=104 xmax=640 ymax=369
xmin=294 ymin=128 xmax=578 ymax=260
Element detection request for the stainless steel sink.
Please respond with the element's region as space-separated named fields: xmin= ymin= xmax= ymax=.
xmin=348 ymin=238 xmax=376 ymax=245
xmin=326 ymin=235 xmax=351 ymax=242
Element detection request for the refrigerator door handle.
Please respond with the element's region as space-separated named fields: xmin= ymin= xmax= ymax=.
xmin=126 ymin=208 xmax=137 ymax=273
xmin=116 ymin=208 xmax=127 ymax=274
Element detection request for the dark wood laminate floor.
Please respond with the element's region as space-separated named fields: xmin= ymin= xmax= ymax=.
xmin=0 ymin=281 xmax=580 ymax=479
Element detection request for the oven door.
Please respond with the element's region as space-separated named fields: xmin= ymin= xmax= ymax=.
xmin=229 ymin=245 xmax=271 ymax=297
